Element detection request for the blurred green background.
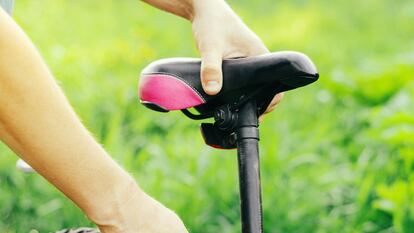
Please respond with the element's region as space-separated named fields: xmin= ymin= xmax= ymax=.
xmin=1 ymin=0 xmax=413 ymax=232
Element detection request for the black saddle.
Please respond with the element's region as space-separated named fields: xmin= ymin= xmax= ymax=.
xmin=139 ymin=51 xmax=318 ymax=119
xmin=139 ymin=51 xmax=318 ymax=148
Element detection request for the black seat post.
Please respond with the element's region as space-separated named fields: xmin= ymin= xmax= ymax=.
xmin=235 ymin=100 xmax=263 ymax=233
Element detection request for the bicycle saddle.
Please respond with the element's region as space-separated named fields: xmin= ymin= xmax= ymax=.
xmin=139 ymin=51 xmax=318 ymax=119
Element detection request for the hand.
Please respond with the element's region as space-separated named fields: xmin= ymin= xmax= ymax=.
xmin=96 ymin=183 xmax=189 ymax=233
xmin=130 ymin=192 xmax=189 ymax=233
xmin=191 ymin=0 xmax=284 ymax=121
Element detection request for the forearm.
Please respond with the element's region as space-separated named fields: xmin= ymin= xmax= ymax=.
xmin=0 ymin=8 xmax=139 ymax=225
xmin=141 ymin=0 xmax=231 ymax=21
xmin=141 ymin=0 xmax=194 ymax=20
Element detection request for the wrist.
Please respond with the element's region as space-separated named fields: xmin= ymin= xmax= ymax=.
xmin=192 ymin=0 xmax=231 ymax=22
xmin=85 ymin=175 xmax=145 ymax=231
xmin=89 ymin=177 xmax=188 ymax=233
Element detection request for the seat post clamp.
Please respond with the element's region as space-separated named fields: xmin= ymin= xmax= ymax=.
xmin=236 ymin=126 xmax=260 ymax=141
xmin=214 ymin=104 xmax=238 ymax=131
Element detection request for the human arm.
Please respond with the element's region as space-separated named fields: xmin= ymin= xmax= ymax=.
xmin=0 ymin=8 xmax=187 ymax=233
xmin=0 ymin=1 xmax=282 ymax=232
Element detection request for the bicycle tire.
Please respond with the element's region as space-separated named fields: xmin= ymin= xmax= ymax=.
xmin=53 ymin=228 xmax=99 ymax=233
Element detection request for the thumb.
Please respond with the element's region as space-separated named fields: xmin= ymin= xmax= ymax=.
xmin=200 ymin=51 xmax=223 ymax=95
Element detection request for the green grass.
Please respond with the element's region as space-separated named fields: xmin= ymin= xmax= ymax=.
xmin=1 ymin=0 xmax=414 ymax=232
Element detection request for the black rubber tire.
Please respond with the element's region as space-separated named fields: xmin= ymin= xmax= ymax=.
xmin=53 ymin=228 xmax=100 ymax=233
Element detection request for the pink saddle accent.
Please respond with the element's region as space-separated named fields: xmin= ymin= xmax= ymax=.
xmin=139 ymin=74 xmax=205 ymax=111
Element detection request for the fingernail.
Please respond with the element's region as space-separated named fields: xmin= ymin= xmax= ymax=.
xmin=205 ymin=80 xmax=220 ymax=93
